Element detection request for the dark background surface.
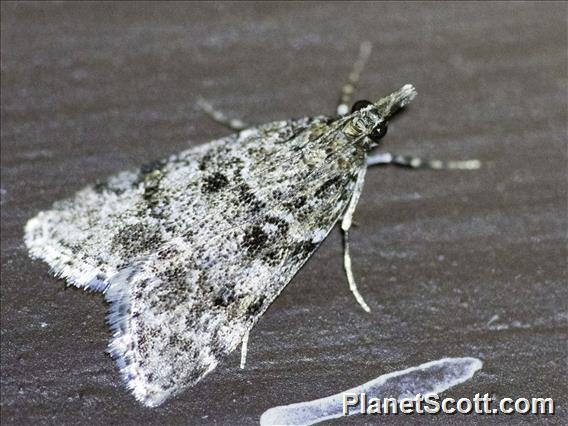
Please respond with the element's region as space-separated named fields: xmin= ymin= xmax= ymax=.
xmin=1 ymin=2 xmax=566 ymax=425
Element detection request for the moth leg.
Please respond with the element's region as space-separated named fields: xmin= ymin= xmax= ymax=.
xmin=240 ymin=330 xmax=250 ymax=369
xmin=341 ymin=167 xmax=371 ymax=313
xmin=197 ymin=97 xmax=249 ymax=131
xmin=336 ymin=41 xmax=373 ymax=116
xmin=367 ymin=153 xmax=481 ymax=170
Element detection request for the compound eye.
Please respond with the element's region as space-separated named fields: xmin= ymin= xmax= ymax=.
xmin=370 ymin=123 xmax=388 ymax=142
xmin=351 ymin=100 xmax=373 ymax=113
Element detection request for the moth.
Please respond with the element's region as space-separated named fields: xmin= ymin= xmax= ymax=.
xmin=24 ymin=42 xmax=479 ymax=407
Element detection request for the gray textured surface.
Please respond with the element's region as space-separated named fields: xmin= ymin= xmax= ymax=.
xmin=1 ymin=2 xmax=566 ymax=424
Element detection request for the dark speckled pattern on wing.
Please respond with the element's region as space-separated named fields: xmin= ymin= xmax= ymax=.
xmin=25 ymin=115 xmax=368 ymax=406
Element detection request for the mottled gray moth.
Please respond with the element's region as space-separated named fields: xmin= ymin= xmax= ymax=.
xmin=24 ymin=42 xmax=479 ymax=407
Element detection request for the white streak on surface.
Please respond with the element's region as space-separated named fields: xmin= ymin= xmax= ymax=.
xmin=260 ymin=357 xmax=482 ymax=426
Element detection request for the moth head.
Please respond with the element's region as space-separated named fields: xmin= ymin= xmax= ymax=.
xmin=344 ymin=100 xmax=388 ymax=146
xmin=342 ymin=84 xmax=417 ymax=148
xmin=351 ymin=100 xmax=388 ymax=143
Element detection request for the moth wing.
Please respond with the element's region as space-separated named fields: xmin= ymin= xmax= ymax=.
xmin=102 ymin=121 xmax=366 ymax=406
xmin=25 ymin=168 xmax=144 ymax=290
xmin=24 ymin=118 xmax=318 ymax=291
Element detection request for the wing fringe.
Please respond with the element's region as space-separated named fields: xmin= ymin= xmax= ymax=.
xmin=105 ymin=266 xmax=173 ymax=407
xmin=24 ymin=213 xmax=110 ymax=291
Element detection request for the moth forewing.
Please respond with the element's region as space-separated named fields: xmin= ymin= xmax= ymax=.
xmin=24 ymin=111 xmax=368 ymax=405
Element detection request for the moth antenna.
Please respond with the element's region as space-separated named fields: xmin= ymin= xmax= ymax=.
xmin=197 ymin=96 xmax=248 ymax=130
xmin=367 ymin=153 xmax=481 ymax=170
xmin=336 ymin=41 xmax=373 ymax=116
